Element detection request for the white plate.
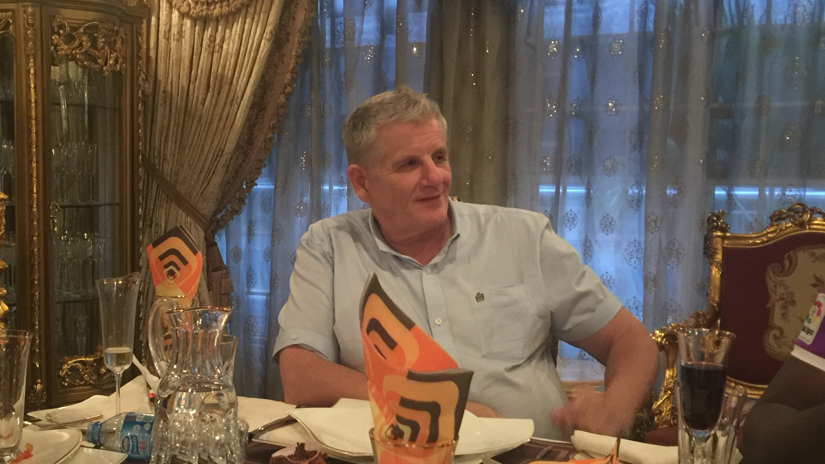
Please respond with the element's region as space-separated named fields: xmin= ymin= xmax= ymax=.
xmin=63 ymin=448 xmax=127 ymax=464
xmin=285 ymin=399 xmax=533 ymax=459
xmin=19 ymin=427 xmax=82 ymax=464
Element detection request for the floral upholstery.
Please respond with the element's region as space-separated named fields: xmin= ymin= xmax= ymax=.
xmin=764 ymin=246 xmax=825 ymax=360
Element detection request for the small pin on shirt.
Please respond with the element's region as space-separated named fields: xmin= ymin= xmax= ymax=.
xmin=475 ymin=292 xmax=485 ymax=302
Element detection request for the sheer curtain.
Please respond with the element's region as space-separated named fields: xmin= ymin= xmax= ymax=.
xmin=645 ymin=0 xmax=825 ymax=331
xmin=219 ymin=0 xmax=825 ymax=398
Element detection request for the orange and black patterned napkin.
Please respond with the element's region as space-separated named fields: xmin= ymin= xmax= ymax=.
xmin=146 ymin=225 xmax=202 ymax=300
xmin=360 ymin=274 xmax=473 ymax=448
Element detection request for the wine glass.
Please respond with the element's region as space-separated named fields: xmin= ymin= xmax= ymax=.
xmin=95 ymin=272 xmax=140 ymax=416
xmin=676 ymin=328 xmax=736 ymax=463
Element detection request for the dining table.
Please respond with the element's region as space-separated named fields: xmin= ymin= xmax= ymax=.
xmin=28 ymin=374 xmax=585 ymax=464
xmin=243 ymin=438 xmax=580 ymax=464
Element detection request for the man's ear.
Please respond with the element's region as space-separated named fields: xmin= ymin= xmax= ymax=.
xmin=347 ymin=164 xmax=372 ymax=204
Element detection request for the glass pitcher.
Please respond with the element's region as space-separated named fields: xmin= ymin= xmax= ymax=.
xmin=152 ymin=306 xmax=242 ymax=464
xmin=146 ymin=295 xmax=191 ymax=378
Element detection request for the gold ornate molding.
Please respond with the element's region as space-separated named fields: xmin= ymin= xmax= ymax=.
xmin=59 ymin=347 xmax=115 ymax=388
xmin=169 ymin=0 xmax=253 ymax=19
xmin=770 ymin=202 xmax=825 ymax=228
xmin=0 ymin=191 xmax=7 ymax=331
xmin=0 ymin=11 xmax=12 ymax=37
xmin=650 ymin=323 xmax=681 ymax=428
xmin=703 ymin=210 xmax=730 ymax=262
xmin=136 ymin=21 xmax=147 ymax=361
xmin=23 ymin=4 xmax=45 ymax=407
xmin=51 ymin=16 xmax=125 ymax=75
xmin=727 ymin=378 xmax=766 ymax=399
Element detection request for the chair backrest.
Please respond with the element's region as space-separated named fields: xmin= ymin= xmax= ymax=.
xmin=705 ymin=203 xmax=825 ymax=397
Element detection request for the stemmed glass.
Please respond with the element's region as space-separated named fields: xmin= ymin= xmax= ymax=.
xmin=95 ymin=272 xmax=140 ymax=415
xmin=676 ymin=328 xmax=736 ymax=463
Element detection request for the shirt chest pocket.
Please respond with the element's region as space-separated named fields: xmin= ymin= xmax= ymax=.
xmin=471 ymin=285 xmax=545 ymax=362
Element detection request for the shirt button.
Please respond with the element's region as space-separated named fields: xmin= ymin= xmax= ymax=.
xmin=434 ymin=317 xmax=442 ymax=325
xmin=424 ymin=267 xmax=433 ymax=275
xmin=291 ymin=334 xmax=298 ymax=340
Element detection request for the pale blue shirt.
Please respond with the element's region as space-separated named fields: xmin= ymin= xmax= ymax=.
xmin=273 ymin=200 xmax=621 ymax=439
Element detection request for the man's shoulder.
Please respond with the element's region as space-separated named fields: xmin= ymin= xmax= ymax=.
xmin=453 ymin=201 xmax=549 ymax=227
xmin=303 ymin=209 xmax=372 ymax=242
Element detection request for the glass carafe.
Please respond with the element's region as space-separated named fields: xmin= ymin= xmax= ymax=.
xmin=152 ymin=306 xmax=241 ymax=464
xmin=146 ymin=295 xmax=191 ymax=378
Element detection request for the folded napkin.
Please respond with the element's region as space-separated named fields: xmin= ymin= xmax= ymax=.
xmin=571 ymin=431 xmax=677 ymax=464
xmin=360 ymin=274 xmax=473 ymax=446
xmin=237 ymin=396 xmax=295 ymax=431
xmin=284 ymin=398 xmax=531 ymax=457
xmin=146 ymin=225 xmax=202 ymax=299
xmin=132 ymin=355 xmax=160 ymax=393
xmin=29 ymin=376 xmax=153 ymax=426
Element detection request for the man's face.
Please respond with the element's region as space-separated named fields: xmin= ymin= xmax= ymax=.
xmin=348 ymin=119 xmax=451 ymax=239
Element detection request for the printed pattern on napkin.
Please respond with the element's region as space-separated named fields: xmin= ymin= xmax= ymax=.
xmin=360 ymin=274 xmax=473 ymax=446
xmin=146 ymin=225 xmax=202 ymax=299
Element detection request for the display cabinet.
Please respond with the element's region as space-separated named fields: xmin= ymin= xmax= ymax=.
xmin=0 ymin=0 xmax=146 ymax=407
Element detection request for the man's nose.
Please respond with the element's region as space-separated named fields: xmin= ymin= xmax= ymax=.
xmin=421 ymin=159 xmax=447 ymax=183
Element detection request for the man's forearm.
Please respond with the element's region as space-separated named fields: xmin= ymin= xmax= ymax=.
xmin=741 ymin=402 xmax=825 ymax=464
xmin=601 ymin=323 xmax=658 ymax=426
xmin=279 ymin=346 xmax=369 ymax=406
xmin=567 ymin=308 xmax=659 ymax=435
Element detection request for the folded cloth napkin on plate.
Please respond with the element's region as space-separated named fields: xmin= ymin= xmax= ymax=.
xmin=237 ymin=396 xmax=295 ymax=431
xmin=571 ymin=431 xmax=677 ymax=464
xmin=29 ymin=375 xmax=153 ymax=425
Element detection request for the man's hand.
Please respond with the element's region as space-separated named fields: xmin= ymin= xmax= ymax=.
xmin=557 ymin=308 xmax=657 ymax=439
xmin=550 ymin=388 xmax=632 ymax=438
xmin=466 ymin=401 xmax=503 ymax=418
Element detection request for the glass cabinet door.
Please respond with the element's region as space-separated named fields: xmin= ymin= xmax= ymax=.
xmin=0 ymin=13 xmax=16 ymax=330
xmin=0 ymin=2 xmax=144 ymax=408
xmin=48 ymin=58 xmax=123 ymax=365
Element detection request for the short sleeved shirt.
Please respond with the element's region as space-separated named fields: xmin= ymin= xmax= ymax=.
xmin=272 ymin=200 xmax=622 ymax=439
xmin=792 ymin=292 xmax=825 ymax=372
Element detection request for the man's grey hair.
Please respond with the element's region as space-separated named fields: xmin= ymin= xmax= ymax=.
xmin=341 ymin=86 xmax=447 ymax=166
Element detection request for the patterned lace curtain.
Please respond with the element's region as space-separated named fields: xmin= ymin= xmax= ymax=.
xmin=507 ymin=0 xmax=657 ymax=369
xmin=644 ymin=0 xmax=825 ymax=332
xmin=218 ymin=0 xmax=825 ymax=398
xmin=508 ymin=0 xmax=825 ymax=367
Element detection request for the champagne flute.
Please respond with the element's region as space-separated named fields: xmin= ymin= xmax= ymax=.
xmin=96 ymin=272 xmax=140 ymax=416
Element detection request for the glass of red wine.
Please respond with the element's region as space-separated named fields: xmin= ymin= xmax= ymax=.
xmin=676 ymin=328 xmax=736 ymax=463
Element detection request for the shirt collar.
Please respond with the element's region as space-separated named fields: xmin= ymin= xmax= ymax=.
xmin=368 ymin=198 xmax=460 ymax=263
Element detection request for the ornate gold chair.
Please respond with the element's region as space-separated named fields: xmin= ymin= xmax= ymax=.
xmin=648 ymin=203 xmax=825 ymax=438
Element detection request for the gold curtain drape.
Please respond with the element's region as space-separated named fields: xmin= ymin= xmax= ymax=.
xmin=426 ymin=0 xmax=511 ymax=207
xmin=140 ymin=0 xmax=314 ymax=322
